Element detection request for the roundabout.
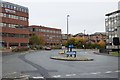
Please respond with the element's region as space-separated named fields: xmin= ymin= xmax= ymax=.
xmin=50 ymin=56 xmax=94 ymax=61
xmin=53 ymin=45 xmax=94 ymax=61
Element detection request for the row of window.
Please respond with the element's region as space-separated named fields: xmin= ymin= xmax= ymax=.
xmin=1 ymin=2 xmax=28 ymax=13
xmin=30 ymin=28 xmax=61 ymax=34
xmin=0 ymin=13 xmax=28 ymax=21
xmin=44 ymin=34 xmax=61 ymax=38
xmin=1 ymin=42 xmax=28 ymax=47
xmin=107 ymin=34 xmax=118 ymax=39
xmin=105 ymin=15 xmax=120 ymax=22
xmin=106 ymin=28 xmax=118 ymax=32
xmin=46 ymin=39 xmax=60 ymax=42
xmin=0 ymin=33 xmax=29 ymax=38
xmin=0 ymin=22 xmax=25 ymax=28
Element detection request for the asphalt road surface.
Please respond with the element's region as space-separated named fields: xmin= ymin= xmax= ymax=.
xmin=2 ymin=49 xmax=120 ymax=79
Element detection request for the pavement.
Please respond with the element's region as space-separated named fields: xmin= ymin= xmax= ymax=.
xmin=2 ymin=49 xmax=120 ymax=79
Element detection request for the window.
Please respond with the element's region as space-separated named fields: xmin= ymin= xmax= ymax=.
xmin=19 ymin=8 xmax=22 ymax=11
xmin=2 ymin=33 xmax=8 ymax=37
xmin=9 ymin=43 xmax=18 ymax=46
xmin=0 ymin=13 xmax=3 ymax=17
xmin=10 ymin=5 xmax=14 ymax=9
xmin=14 ymin=6 xmax=17 ymax=10
xmin=33 ymin=28 xmax=35 ymax=32
xmin=0 ymin=23 xmax=3 ymax=27
xmin=1 ymin=3 xmax=3 ymax=7
xmin=24 ymin=9 xmax=27 ymax=13
xmin=4 ymin=4 xmax=7 ymax=8
xmin=7 ymin=4 xmax=10 ymax=9
xmin=3 ymin=23 xmax=6 ymax=27
xmin=21 ymin=43 xmax=28 ymax=46
xmin=24 ymin=18 xmax=27 ymax=21
xmin=3 ymin=14 xmax=6 ymax=17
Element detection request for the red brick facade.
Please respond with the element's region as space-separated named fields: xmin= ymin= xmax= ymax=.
xmin=0 ymin=1 xmax=29 ymax=48
xmin=29 ymin=25 xmax=62 ymax=46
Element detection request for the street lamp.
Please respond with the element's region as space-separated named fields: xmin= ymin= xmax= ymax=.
xmin=67 ymin=15 xmax=70 ymax=51
xmin=67 ymin=15 xmax=70 ymax=40
xmin=84 ymin=29 xmax=86 ymax=49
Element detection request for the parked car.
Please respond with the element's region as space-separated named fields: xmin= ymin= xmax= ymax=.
xmin=45 ymin=47 xmax=51 ymax=50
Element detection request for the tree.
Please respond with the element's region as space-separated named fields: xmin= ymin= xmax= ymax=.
xmin=97 ymin=40 xmax=105 ymax=49
xmin=29 ymin=35 xmax=45 ymax=46
xmin=67 ymin=38 xmax=75 ymax=46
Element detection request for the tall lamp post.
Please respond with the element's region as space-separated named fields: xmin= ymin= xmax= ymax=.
xmin=84 ymin=29 xmax=86 ymax=49
xmin=67 ymin=15 xmax=70 ymax=51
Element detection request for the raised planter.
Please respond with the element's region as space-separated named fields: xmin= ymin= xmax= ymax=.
xmin=50 ymin=56 xmax=94 ymax=61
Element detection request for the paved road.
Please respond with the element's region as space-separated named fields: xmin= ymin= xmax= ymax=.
xmin=2 ymin=49 xmax=120 ymax=79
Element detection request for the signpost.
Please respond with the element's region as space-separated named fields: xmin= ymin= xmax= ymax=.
xmin=113 ymin=37 xmax=120 ymax=53
xmin=66 ymin=44 xmax=76 ymax=57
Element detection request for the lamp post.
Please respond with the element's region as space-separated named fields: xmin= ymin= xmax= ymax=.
xmin=84 ymin=29 xmax=86 ymax=49
xmin=67 ymin=15 xmax=70 ymax=51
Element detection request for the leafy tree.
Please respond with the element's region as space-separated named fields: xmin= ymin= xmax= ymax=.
xmin=97 ymin=40 xmax=105 ymax=49
xmin=29 ymin=35 xmax=45 ymax=46
xmin=66 ymin=38 xmax=75 ymax=47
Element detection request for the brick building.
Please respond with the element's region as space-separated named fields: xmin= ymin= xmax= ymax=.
xmin=62 ymin=34 xmax=73 ymax=45
xmin=0 ymin=1 xmax=29 ymax=48
xmin=29 ymin=25 xmax=62 ymax=47
xmin=90 ymin=32 xmax=106 ymax=43
xmin=72 ymin=32 xmax=106 ymax=44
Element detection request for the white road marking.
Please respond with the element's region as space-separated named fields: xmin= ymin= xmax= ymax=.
xmin=90 ymin=72 xmax=101 ymax=74
xmin=66 ymin=74 xmax=76 ymax=76
xmin=52 ymin=75 xmax=61 ymax=78
xmin=20 ymin=75 xmax=30 ymax=78
xmin=32 ymin=76 xmax=44 ymax=79
xmin=51 ymin=70 xmax=119 ymax=78
xmin=114 ymin=70 xmax=120 ymax=73
xmin=105 ymin=71 xmax=112 ymax=73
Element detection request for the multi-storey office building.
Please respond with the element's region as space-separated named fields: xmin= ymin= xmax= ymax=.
xmin=0 ymin=1 xmax=29 ymax=48
xmin=105 ymin=2 xmax=120 ymax=50
xmin=29 ymin=25 xmax=62 ymax=46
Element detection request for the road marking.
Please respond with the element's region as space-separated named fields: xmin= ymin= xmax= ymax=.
xmin=52 ymin=75 xmax=61 ymax=78
xmin=32 ymin=76 xmax=44 ymax=79
xmin=114 ymin=70 xmax=120 ymax=73
xmin=51 ymin=70 xmax=118 ymax=78
xmin=66 ymin=74 xmax=76 ymax=76
xmin=105 ymin=71 xmax=112 ymax=73
xmin=20 ymin=75 xmax=30 ymax=78
xmin=90 ymin=72 xmax=101 ymax=75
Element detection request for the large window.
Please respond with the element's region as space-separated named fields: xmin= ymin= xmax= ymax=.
xmin=21 ymin=43 xmax=28 ymax=46
xmin=9 ymin=43 xmax=18 ymax=46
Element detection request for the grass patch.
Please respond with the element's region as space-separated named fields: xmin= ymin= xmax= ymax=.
xmin=110 ymin=52 xmax=120 ymax=57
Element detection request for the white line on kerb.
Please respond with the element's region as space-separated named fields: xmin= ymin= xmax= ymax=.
xmin=52 ymin=75 xmax=61 ymax=78
xmin=105 ymin=71 xmax=112 ymax=73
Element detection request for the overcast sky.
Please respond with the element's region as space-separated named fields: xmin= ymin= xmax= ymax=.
xmin=3 ymin=0 xmax=120 ymax=34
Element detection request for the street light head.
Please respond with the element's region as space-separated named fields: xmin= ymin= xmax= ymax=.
xmin=67 ymin=15 xmax=70 ymax=17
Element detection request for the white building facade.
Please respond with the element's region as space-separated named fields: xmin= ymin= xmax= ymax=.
xmin=105 ymin=1 xmax=120 ymax=50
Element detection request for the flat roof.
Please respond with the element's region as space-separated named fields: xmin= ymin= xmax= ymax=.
xmin=105 ymin=10 xmax=120 ymax=16
xmin=1 ymin=0 xmax=28 ymax=10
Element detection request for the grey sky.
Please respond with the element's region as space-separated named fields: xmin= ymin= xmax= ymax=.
xmin=3 ymin=0 xmax=119 ymax=34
